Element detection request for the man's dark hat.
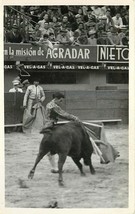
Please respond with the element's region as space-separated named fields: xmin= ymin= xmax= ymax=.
xmin=53 ymin=92 xmax=65 ymax=99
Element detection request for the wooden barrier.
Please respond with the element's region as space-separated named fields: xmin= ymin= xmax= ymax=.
xmin=66 ymin=90 xmax=128 ymax=123
xmin=4 ymin=90 xmax=128 ymax=125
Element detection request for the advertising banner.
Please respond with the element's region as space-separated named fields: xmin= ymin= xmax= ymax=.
xmin=4 ymin=44 xmax=128 ymax=63
xmin=4 ymin=63 xmax=129 ymax=71
xmin=97 ymin=46 xmax=129 ymax=63
xmin=4 ymin=44 xmax=97 ymax=62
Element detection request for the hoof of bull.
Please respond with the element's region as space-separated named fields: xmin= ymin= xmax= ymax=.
xmin=51 ymin=169 xmax=59 ymax=173
xmin=59 ymin=180 xmax=64 ymax=187
xmin=28 ymin=170 xmax=35 ymax=179
xmin=91 ymin=168 xmax=96 ymax=175
xmin=81 ymin=172 xmax=86 ymax=176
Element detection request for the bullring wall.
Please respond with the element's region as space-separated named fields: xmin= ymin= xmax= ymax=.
xmin=4 ymin=90 xmax=128 ymax=125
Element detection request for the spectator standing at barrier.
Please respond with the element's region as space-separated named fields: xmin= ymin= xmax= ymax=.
xmin=6 ymin=24 xmax=23 ymax=43
xmin=23 ymin=78 xmax=46 ymax=133
xmin=9 ymin=80 xmax=23 ymax=93
xmin=11 ymin=75 xmax=23 ymax=89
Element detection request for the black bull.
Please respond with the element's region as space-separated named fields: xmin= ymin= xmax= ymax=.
xmin=28 ymin=121 xmax=95 ymax=186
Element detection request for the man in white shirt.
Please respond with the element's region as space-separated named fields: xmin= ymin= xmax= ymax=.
xmin=9 ymin=80 xmax=23 ymax=93
xmin=31 ymin=33 xmax=53 ymax=50
xmin=22 ymin=79 xmax=46 ymax=133
xmin=91 ymin=6 xmax=102 ymax=18
xmin=23 ymin=79 xmax=45 ymax=114
xmin=112 ymin=13 xmax=123 ymax=29
xmin=40 ymin=22 xmax=54 ymax=38
xmin=38 ymin=14 xmax=49 ymax=30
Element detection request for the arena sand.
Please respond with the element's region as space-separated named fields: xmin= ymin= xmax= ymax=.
xmin=5 ymin=124 xmax=128 ymax=208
